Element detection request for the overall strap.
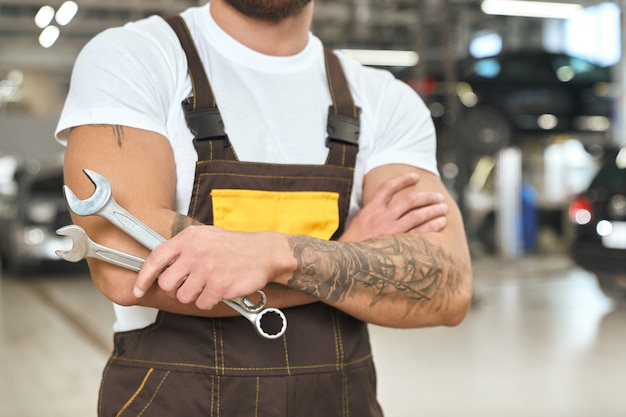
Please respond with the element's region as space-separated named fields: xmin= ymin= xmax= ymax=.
xmin=164 ymin=15 xmax=236 ymax=161
xmin=323 ymin=48 xmax=361 ymax=168
xmin=164 ymin=15 xmax=360 ymax=168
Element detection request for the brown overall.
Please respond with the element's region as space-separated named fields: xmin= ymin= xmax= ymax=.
xmin=97 ymin=16 xmax=383 ymax=417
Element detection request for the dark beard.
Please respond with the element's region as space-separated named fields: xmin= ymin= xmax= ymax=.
xmin=223 ymin=0 xmax=312 ymax=21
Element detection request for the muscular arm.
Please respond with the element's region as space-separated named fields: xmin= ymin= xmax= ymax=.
xmin=282 ymin=164 xmax=472 ymax=327
xmin=135 ymin=164 xmax=471 ymax=328
xmin=67 ymin=125 xmax=469 ymax=326
xmin=64 ymin=125 xmax=242 ymax=316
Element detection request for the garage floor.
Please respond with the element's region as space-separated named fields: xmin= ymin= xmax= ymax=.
xmin=1 ymin=254 xmax=625 ymax=417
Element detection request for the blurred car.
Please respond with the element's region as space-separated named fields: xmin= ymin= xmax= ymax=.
xmin=0 ymin=152 xmax=74 ymax=275
xmin=568 ymin=147 xmax=626 ymax=305
xmin=415 ymin=50 xmax=615 ymax=155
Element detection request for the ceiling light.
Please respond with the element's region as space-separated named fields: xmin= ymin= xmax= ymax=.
xmin=34 ymin=5 xmax=55 ymax=29
xmin=39 ymin=25 xmax=60 ymax=48
xmin=481 ymin=1 xmax=583 ymax=19
xmin=56 ymin=1 xmax=78 ymax=26
xmin=341 ymin=49 xmax=419 ymax=67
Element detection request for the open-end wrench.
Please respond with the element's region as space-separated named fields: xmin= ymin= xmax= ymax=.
xmin=63 ymin=169 xmax=166 ymax=251
xmin=62 ymin=170 xmax=287 ymax=339
xmin=55 ymin=225 xmax=145 ymax=271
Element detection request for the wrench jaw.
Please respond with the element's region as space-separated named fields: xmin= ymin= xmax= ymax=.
xmin=54 ymin=225 xmax=90 ymax=263
xmin=63 ymin=169 xmax=112 ymax=217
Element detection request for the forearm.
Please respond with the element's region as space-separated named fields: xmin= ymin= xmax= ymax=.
xmin=92 ymin=212 xmax=316 ymax=315
xmin=280 ymin=232 xmax=472 ymax=328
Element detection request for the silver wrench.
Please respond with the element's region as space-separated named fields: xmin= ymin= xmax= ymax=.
xmin=55 ymin=225 xmax=145 ymax=271
xmin=62 ymin=169 xmax=287 ymax=339
xmin=63 ymin=169 xmax=166 ymax=251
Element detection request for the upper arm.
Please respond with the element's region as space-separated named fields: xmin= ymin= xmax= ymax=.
xmin=64 ymin=124 xmax=178 ymax=302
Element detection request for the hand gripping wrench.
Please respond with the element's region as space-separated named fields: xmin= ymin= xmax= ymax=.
xmin=62 ymin=169 xmax=287 ymax=339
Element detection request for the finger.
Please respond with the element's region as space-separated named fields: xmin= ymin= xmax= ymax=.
xmin=410 ymin=216 xmax=448 ymax=233
xmin=397 ymin=202 xmax=448 ymax=231
xmin=176 ymin=274 xmax=205 ymax=304
xmin=156 ymin=263 xmax=189 ymax=293
xmin=134 ymin=245 xmax=179 ymax=298
xmin=194 ymin=286 xmax=221 ymax=311
xmin=389 ymin=191 xmax=445 ymax=218
xmin=371 ymin=172 xmax=420 ymax=206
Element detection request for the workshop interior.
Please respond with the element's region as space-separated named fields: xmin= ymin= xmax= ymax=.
xmin=1 ymin=1 xmax=625 ymax=416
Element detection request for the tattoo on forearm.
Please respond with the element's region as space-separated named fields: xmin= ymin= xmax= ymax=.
xmin=287 ymin=235 xmax=462 ymax=313
xmin=171 ymin=214 xmax=203 ymax=237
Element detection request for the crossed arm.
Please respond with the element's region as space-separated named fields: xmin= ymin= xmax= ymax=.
xmin=64 ymin=124 xmax=472 ymax=328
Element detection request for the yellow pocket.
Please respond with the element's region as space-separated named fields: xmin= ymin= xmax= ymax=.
xmin=211 ymin=189 xmax=340 ymax=240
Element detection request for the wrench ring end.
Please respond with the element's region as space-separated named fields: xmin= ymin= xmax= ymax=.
xmin=256 ymin=308 xmax=287 ymax=340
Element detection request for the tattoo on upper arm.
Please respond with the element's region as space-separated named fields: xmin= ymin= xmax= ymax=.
xmin=286 ymin=235 xmax=462 ymax=313
xmin=113 ymin=125 xmax=124 ymax=147
xmin=171 ymin=214 xmax=203 ymax=237
xmin=92 ymin=124 xmax=125 ymax=147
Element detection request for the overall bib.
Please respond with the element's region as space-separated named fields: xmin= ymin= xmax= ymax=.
xmin=97 ymin=16 xmax=383 ymax=417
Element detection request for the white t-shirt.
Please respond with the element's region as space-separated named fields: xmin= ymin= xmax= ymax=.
xmin=56 ymin=4 xmax=438 ymax=332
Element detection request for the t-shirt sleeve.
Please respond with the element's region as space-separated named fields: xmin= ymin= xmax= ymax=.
xmin=366 ymin=75 xmax=439 ymax=176
xmin=55 ymin=18 xmax=180 ymax=144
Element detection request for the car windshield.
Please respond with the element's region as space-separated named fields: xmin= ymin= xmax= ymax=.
xmin=459 ymin=53 xmax=611 ymax=84
xmin=552 ymin=56 xmax=611 ymax=83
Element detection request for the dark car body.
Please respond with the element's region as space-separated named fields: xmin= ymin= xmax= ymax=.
xmin=569 ymin=147 xmax=626 ymax=304
xmin=419 ymin=50 xmax=615 ymax=155
xmin=0 ymin=153 xmax=75 ymax=275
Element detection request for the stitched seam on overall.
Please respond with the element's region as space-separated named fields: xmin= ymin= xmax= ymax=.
xmin=189 ymin=68 xmax=197 ymax=109
xmin=195 ymin=159 xmax=356 ymax=171
xmin=212 ymin=318 xmax=219 ymax=376
xmin=331 ymin=312 xmax=340 ymax=372
xmin=137 ymin=370 xmax=170 ymax=417
xmin=115 ymin=368 xmax=154 ymax=417
xmin=211 ymin=375 xmax=216 ymax=417
xmin=98 ymin=356 xmax=116 ymax=415
xmin=342 ymin=371 xmax=350 ymax=417
xmin=331 ymin=310 xmax=350 ymax=417
xmin=332 ymin=310 xmax=346 ymax=372
xmin=282 ymin=332 xmax=292 ymax=376
xmin=110 ymin=354 xmax=373 ymax=373
xmin=190 ymin=171 xmax=352 ymax=216
xmin=216 ymin=375 xmax=222 ymax=417
xmin=200 ymin=172 xmax=354 ymax=182
xmin=255 ymin=377 xmax=260 ymax=417
xmin=219 ymin=320 xmax=226 ymax=376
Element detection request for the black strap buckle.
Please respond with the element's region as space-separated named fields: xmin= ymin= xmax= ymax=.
xmin=326 ymin=106 xmax=360 ymax=147
xmin=182 ymin=99 xmax=227 ymax=140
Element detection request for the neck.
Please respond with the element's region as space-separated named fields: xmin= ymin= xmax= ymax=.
xmin=209 ymin=0 xmax=313 ymax=56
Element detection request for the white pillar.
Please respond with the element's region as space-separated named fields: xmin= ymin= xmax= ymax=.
xmin=496 ymin=147 xmax=522 ymax=261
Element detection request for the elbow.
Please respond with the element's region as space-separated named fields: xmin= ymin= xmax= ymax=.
xmin=442 ymin=269 xmax=473 ymax=327
xmin=88 ymin=261 xmax=139 ymax=307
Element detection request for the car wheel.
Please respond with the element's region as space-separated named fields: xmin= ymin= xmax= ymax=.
xmin=461 ymin=106 xmax=513 ymax=155
xmin=596 ymin=273 xmax=626 ymax=306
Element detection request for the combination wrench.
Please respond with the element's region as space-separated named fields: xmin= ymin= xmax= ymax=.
xmin=61 ymin=169 xmax=287 ymax=339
